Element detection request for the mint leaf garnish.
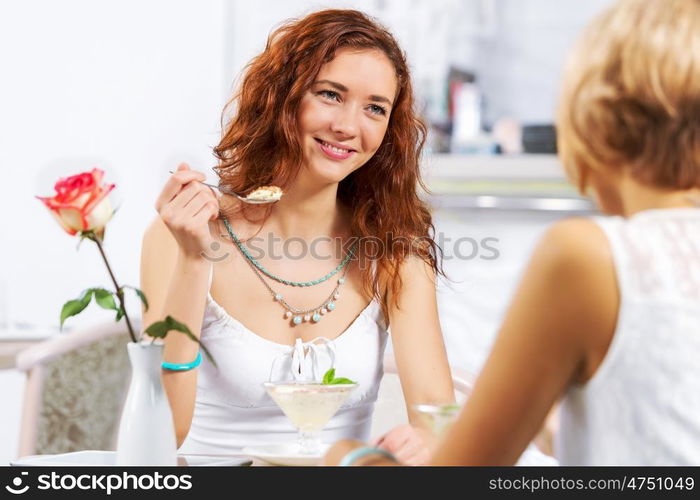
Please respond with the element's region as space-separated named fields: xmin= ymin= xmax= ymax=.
xmin=321 ymin=368 xmax=356 ymax=385
xmin=329 ymin=377 xmax=355 ymax=385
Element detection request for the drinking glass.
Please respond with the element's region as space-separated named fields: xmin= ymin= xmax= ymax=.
xmin=263 ymin=381 xmax=358 ymax=455
xmin=412 ymin=403 xmax=462 ymax=437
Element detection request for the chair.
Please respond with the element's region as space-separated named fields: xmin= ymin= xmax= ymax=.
xmin=15 ymin=320 xmax=136 ymax=458
xmin=370 ymin=352 xmax=475 ymax=441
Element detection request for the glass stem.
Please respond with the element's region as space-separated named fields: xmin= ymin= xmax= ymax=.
xmin=298 ymin=430 xmax=321 ymax=455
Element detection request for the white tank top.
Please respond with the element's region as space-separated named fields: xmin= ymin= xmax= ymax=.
xmin=178 ymin=278 xmax=389 ymax=454
xmin=555 ymin=208 xmax=700 ymax=465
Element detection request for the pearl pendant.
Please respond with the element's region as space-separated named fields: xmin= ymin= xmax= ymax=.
xmin=276 ymin=275 xmax=346 ymax=325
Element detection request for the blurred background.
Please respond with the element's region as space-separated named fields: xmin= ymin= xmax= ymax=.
xmin=0 ymin=0 xmax=613 ymax=462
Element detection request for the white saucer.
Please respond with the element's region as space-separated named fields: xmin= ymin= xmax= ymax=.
xmin=241 ymin=443 xmax=330 ymax=466
xmin=10 ymin=450 xmax=252 ymax=467
xmin=11 ymin=450 xmax=116 ymax=466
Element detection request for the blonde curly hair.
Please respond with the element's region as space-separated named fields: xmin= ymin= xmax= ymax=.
xmin=557 ymin=0 xmax=700 ymax=192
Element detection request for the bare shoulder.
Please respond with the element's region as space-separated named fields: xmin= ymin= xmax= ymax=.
xmin=379 ymin=254 xmax=437 ymax=309
xmin=398 ymin=254 xmax=436 ymax=279
xmin=530 ymin=217 xmax=618 ymax=381
xmin=534 ymin=217 xmax=612 ymax=276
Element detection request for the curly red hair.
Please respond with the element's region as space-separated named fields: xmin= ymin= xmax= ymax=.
xmin=214 ymin=9 xmax=442 ymax=314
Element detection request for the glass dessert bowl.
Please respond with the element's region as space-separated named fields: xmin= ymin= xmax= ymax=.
xmin=263 ymin=381 xmax=358 ymax=455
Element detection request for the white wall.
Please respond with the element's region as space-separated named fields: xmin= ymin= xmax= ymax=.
xmin=0 ymin=0 xmax=226 ymax=333
xmin=0 ymin=0 xmax=226 ymax=463
xmin=472 ymin=0 xmax=613 ymax=124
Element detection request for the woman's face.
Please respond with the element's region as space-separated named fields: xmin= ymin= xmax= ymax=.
xmin=297 ymin=48 xmax=398 ymax=184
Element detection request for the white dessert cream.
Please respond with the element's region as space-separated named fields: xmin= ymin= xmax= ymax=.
xmin=245 ymin=185 xmax=283 ymax=202
xmin=264 ymin=383 xmax=356 ymax=432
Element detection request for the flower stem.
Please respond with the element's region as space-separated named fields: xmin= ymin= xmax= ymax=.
xmin=90 ymin=233 xmax=138 ymax=343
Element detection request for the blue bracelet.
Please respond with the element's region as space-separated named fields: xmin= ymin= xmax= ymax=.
xmin=339 ymin=447 xmax=396 ymax=466
xmin=161 ymin=352 xmax=202 ymax=371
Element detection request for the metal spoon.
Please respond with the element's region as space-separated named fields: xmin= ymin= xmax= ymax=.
xmin=168 ymin=170 xmax=280 ymax=204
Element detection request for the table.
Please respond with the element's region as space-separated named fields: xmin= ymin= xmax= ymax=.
xmin=10 ymin=450 xmax=257 ymax=467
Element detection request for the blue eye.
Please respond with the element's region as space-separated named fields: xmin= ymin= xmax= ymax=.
xmin=368 ymin=104 xmax=387 ymax=116
xmin=317 ymin=90 xmax=340 ymax=101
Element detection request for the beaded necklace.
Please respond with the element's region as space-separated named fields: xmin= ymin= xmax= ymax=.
xmin=221 ymin=216 xmax=356 ymax=325
xmin=222 ymin=217 xmax=355 ymax=287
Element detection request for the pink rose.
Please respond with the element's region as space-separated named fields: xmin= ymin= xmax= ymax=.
xmin=36 ymin=168 xmax=115 ymax=236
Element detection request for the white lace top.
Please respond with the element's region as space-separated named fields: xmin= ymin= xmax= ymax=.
xmin=555 ymin=208 xmax=700 ymax=465
xmin=178 ymin=291 xmax=388 ymax=454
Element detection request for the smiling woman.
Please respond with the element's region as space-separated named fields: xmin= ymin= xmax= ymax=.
xmin=140 ymin=9 xmax=455 ymax=464
xmin=212 ymin=9 xmax=436 ymax=311
xmin=298 ymin=49 xmax=396 ymax=183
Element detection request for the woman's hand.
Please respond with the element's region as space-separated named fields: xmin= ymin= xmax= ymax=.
xmin=373 ymin=423 xmax=433 ymax=465
xmin=154 ymin=163 xmax=220 ymax=260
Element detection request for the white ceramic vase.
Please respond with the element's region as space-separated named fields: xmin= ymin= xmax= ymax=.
xmin=116 ymin=341 xmax=177 ymax=465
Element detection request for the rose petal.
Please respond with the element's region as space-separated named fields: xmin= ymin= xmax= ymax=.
xmin=85 ymin=197 xmax=114 ymax=232
xmin=57 ymin=207 xmax=88 ymax=232
xmin=48 ymin=208 xmax=78 ymax=235
xmin=54 ymin=172 xmax=96 ymax=204
xmin=90 ymin=168 xmax=105 ymax=185
xmin=83 ymin=183 xmax=115 ymax=215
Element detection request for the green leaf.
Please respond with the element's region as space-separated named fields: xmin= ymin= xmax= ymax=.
xmin=321 ymin=367 xmax=356 ymax=385
xmin=93 ymin=288 xmax=118 ymax=311
xmin=115 ymin=306 xmax=125 ymax=322
xmin=330 ymin=377 xmax=355 ymax=385
xmin=123 ymin=285 xmax=149 ymax=312
xmin=143 ymin=321 xmax=169 ymax=339
xmin=320 ymin=368 xmax=355 ymax=385
xmin=322 ymin=368 xmax=336 ymax=385
xmin=59 ymin=289 xmax=93 ymax=329
xmin=144 ymin=316 xmax=217 ymax=369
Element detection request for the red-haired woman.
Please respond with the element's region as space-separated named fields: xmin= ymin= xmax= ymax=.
xmin=141 ymin=9 xmax=455 ymax=464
